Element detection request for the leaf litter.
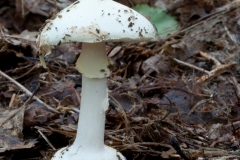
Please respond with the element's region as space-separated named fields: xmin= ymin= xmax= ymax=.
xmin=1 ymin=0 xmax=240 ymax=159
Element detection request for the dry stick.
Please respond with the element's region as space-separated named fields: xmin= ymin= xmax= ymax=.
xmin=224 ymin=26 xmax=239 ymax=47
xmin=0 ymin=86 xmax=39 ymax=127
xmin=15 ymin=64 xmax=40 ymax=80
xmin=8 ymin=93 xmax=16 ymax=108
xmin=199 ymin=51 xmax=221 ymax=67
xmin=48 ymin=126 xmax=76 ymax=137
xmin=38 ymin=129 xmax=56 ymax=150
xmin=173 ymin=58 xmax=236 ymax=83
xmin=0 ymin=70 xmax=58 ymax=113
xmin=196 ymin=63 xmax=236 ymax=83
xmin=173 ymin=58 xmax=210 ymax=75
xmin=187 ymin=98 xmax=212 ymax=118
xmin=197 ymin=51 xmax=236 ymax=83
xmin=1 ymin=83 xmax=51 ymax=127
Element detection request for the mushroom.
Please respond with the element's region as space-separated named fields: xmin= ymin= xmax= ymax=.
xmin=36 ymin=0 xmax=157 ymax=160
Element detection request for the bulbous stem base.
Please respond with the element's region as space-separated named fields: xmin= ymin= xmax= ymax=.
xmin=51 ymin=145 xmax=126 ymax=160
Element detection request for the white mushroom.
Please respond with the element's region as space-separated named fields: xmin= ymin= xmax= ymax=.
xmin=36 ymin=0 xmax=157 ymax=160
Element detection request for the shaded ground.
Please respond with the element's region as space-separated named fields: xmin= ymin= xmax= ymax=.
xmin=0 ymin=0 xmax=240 ymax=159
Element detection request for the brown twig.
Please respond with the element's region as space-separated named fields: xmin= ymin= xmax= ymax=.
xmin=38 ymin=129 xmax=56 ymax=150
xmin=196 ymin=63 xmax=236 ymax=83
xmin=0 ymin=70 xmax=58 ymax=113
xmin=173 ymin=58 xmax=210 ymax=75
xmin=173 ymin=58 xmax=236 ymax=83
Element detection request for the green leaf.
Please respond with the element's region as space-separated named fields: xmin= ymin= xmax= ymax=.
xmin=133 ymin=4 xmax=179 ymax=37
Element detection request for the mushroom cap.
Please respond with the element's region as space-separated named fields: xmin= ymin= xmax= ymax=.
xmin=36 ymin=0 xmax=157 ymax=54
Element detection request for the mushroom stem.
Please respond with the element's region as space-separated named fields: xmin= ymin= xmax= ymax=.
xmin=51 ymin=42 xmax=126 ymax=160
xmin=74 ymin=42 xmax=110 ymax=150
xmin=74 ymin=75 xmax=108 ymax=150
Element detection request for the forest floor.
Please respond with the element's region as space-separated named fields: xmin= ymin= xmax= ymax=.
xmin=0 ymin=0 xmax=240 ymax=159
